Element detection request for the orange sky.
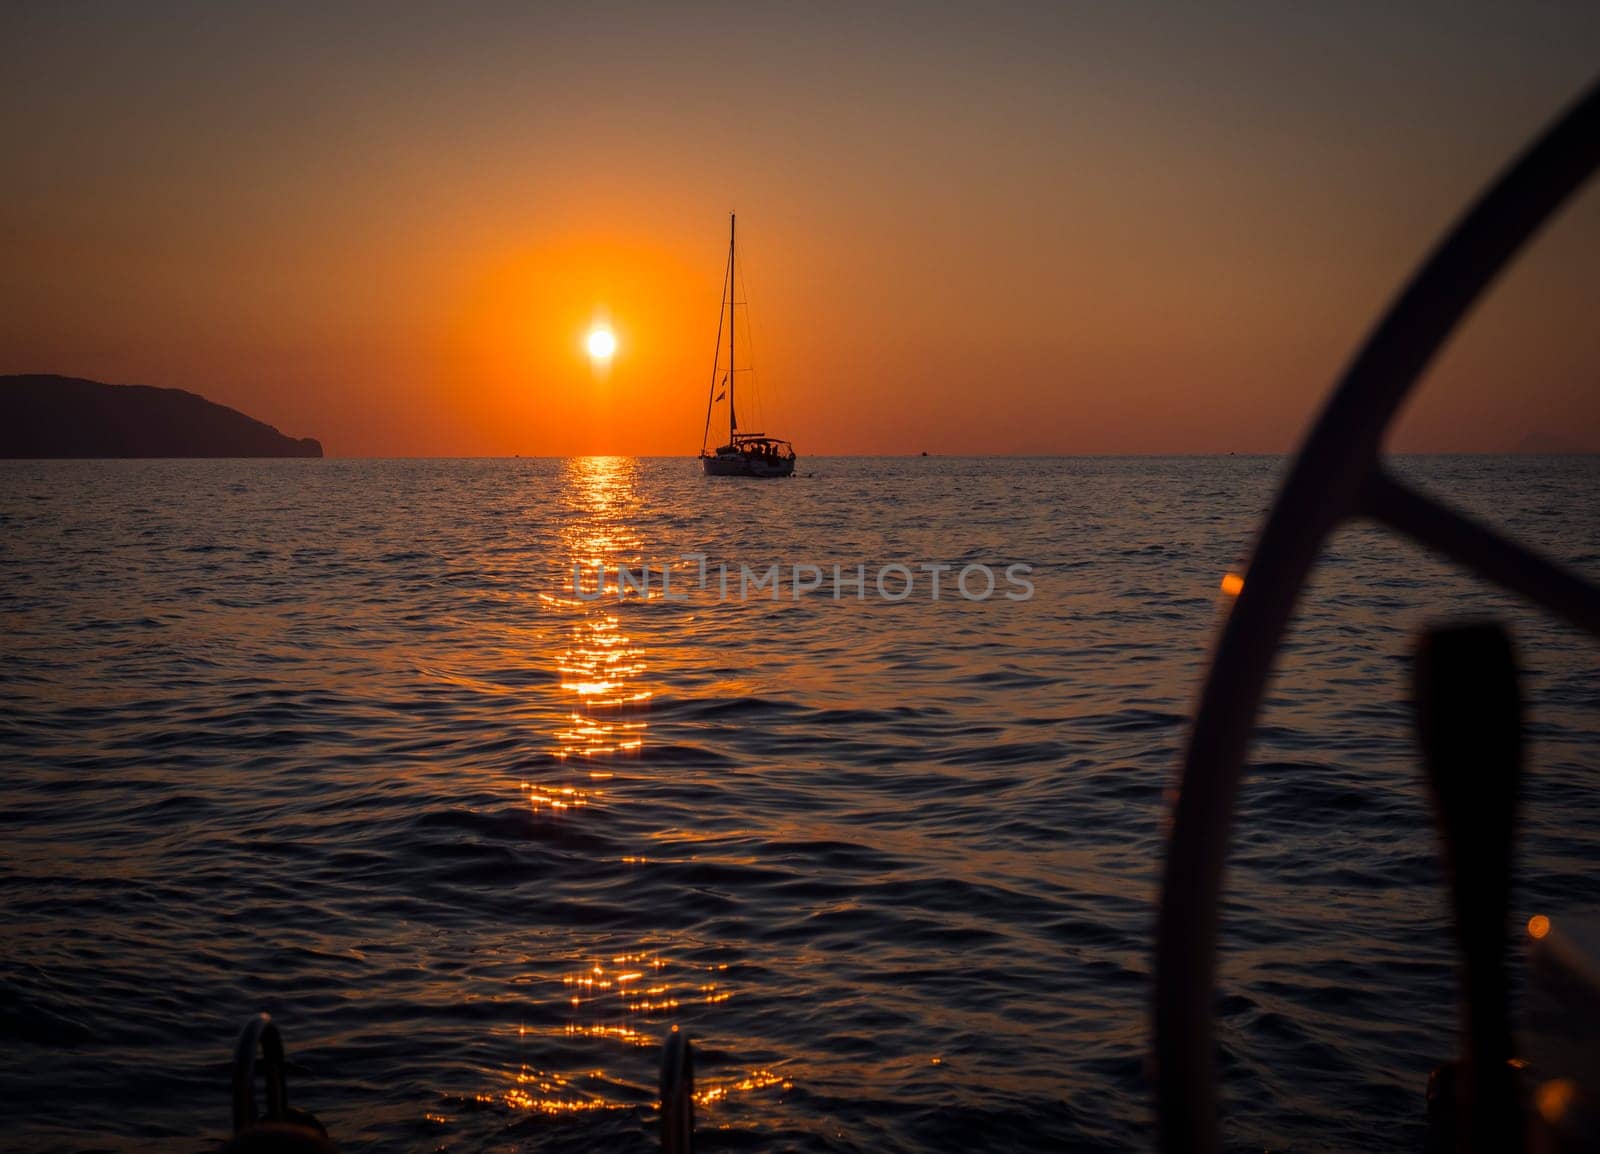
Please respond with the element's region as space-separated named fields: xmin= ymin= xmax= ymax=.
xmin=2 ymin=3 xmax=1597 ymax=456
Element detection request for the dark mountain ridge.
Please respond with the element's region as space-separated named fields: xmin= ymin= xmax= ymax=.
xmin=0 ymin=375 xmax=322 ymax=458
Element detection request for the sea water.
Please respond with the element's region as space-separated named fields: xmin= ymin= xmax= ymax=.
xmin=2 ymin=455 xmax=1597 ymax=1152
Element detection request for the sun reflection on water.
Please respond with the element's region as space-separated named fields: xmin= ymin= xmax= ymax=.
xmin=558 ymin=953 xmax=738 ymax=1044
xmin=476 ymin=1067 xmax=618 ymax=1116
xmin=522 ymin=457 xmax=652 ymax=811
xmin=476 ymin=458 xmax=792 ymax=1131
xmin=475 ymin=950 xmax=782 ymax=1121
xmin=552 ymin=614 xmax=649 ymax=758
xmin=694 ymin=1069 xmax=793 ymax=1106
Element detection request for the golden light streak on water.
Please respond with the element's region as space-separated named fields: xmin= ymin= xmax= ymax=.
xmin=476 ymin=1066 xmax=624 ymax=1114
xmin=476 ymin=1062 xmax=794 ymax=1116
xmin=485 ymin=457 xmax=791 ymax=1125
xmin=693 ymin=1069 xmax=794 ymax=1106
xmin=564 ymin=1023 xmax=653 ymax=1046
xmin=528 ymin=456 xmax=653 ymax=806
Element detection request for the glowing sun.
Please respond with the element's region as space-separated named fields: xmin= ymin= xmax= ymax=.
xmin=586 ymin=327 xmax=617 ymax=361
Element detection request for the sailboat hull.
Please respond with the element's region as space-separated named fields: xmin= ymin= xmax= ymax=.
xmin=701 ymin=451 xmax=795 ymax=478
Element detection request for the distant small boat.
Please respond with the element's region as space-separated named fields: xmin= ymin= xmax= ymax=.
xmin=699 ymin=214 xmax=796 ymax=478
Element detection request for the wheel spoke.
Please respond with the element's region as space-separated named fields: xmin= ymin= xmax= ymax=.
xmin=1357 ymin=467 xmax=1600 ymax=639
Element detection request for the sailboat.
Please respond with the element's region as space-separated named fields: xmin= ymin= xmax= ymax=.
xmin=699 ymin=214 xmax=797 ymax=477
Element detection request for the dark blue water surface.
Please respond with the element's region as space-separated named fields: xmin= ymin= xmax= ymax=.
xmin=1 ymin=456 xmax=1596 ymax=1153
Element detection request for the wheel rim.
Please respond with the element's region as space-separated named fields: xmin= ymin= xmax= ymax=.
xmin=1153 ymin=77 xmax=1600 ymax=1154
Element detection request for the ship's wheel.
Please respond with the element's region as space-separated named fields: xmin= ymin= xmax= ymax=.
xmin=1154 ymin=78 xmax=1600 ymax=1153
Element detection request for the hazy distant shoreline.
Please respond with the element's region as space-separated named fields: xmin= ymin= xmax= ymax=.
xmin=0 ymin=375 xmax=1588 ymax=459
xmin=0 ymin=375 xmax=322 ymax=458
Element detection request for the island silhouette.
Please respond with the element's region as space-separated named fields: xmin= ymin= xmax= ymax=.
xmin=0 ymin=375 xmax=322 ymax=458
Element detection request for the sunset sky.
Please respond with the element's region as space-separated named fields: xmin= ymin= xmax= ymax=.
xmin=3 ymin=2 xmax=1597 ymax=456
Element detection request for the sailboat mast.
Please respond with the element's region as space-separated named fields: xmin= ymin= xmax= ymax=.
xmin=728 ymin=213 xmax=736 ymax=442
